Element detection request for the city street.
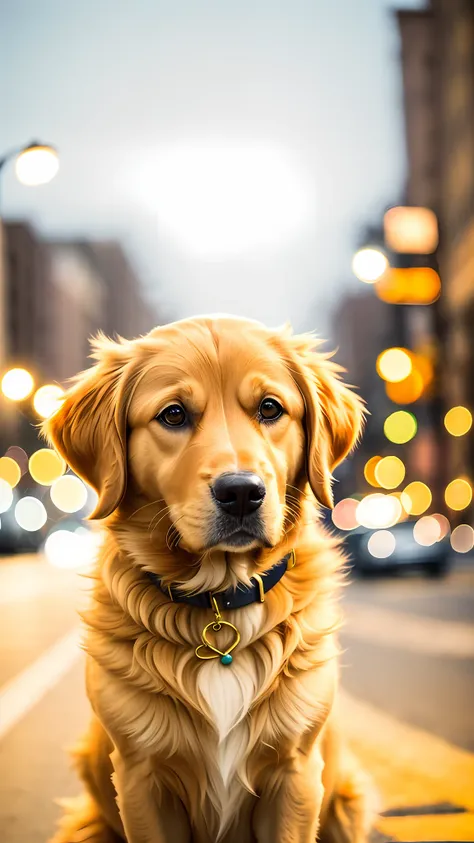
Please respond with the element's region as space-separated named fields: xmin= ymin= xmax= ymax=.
xmin=0 ymin=553 xmax=473 ymax=843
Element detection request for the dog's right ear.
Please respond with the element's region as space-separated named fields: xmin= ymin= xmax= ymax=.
xmin=42 ymin=335 xmax=137 ymax=520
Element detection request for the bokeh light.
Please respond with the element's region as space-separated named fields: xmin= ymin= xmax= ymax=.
xmin=413 ymin=515 xmax=441 ymax=547
xmin=356 ymin=493 xmax=402 ymax=529
xmin=444 ymin=406 xmax=472 ymax=437
xmin=386 ymin=370 xmax=424 ymax=404
xmin=444 ymin=478 xmax=472 ymax=511
xmin=50 ymin=475 xmax=88 ymax=513
xmin=1 ymin=367 xmax=34 ymax=400
xmin=364 ymin=456 xmax=382 ymax=488
xmin=5 ymin=446 xmax=29 ymax=475
xmin=44 ymin=528 xmax=101 ymax=570
xmin=33 ymin=384 xmax=65 ymax=418
xmin=0 ymin=479 xmax=14 ymax=513
xmin=0 ymin=457 xmax=21 ymax=488
xmin=352 ymin=248 xmax=388 ymax=283
xmin=331 ymin=498 xmax=359 ymax=531
xmin=376 ymin=348 xmax=412 ymax=383
xmin=375 ymin=267 xmax=441 ymax=305
xmin=403 ymin=481 xmax=432 ymax=516
xmin=450 ymin=524 xmax=474 ymax=554
xmin=384 ymin=411 xmax=417 ymax=444
xmin=15 ymin=144 xmax=59 ymax=186
xmin=367 ymin=530 xmax=396 ymax=559
xmin=14 ymin=497 xmax=47 ymax=531
xmin=432 ymin=513 xmax=451 ymax=540
xmin=383 ymin=206 xmax=439 ymax=254
xmin=374 ymin=456 xmax=406 ymax=490
xmin=29 ymin=449 xmax=66 ymax=486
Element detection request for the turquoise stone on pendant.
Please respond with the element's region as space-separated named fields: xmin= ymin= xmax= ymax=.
xmin=221 ymin=654 xmax=233 ymax=665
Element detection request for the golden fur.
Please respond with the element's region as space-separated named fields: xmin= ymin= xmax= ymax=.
xmin=44 ymin=316 xmax=374 ymax=843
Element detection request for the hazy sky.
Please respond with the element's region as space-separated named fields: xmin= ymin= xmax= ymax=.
xmin=1 ymin=0 xmax=425 ymax=336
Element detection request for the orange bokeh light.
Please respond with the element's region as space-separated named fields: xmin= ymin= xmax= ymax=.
xmin=375 ymin=267 xmax=441 ymax=305
xmin=386 ymin=369 xmax=424 ymax=404
xmin=364 ymin=456 xmax=382 ymax=488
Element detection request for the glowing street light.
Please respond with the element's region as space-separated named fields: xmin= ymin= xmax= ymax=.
xmin=0 ymin=141 xmax=59 ymax=189
xmin=352 ymin=248 xmax=388 ymax=283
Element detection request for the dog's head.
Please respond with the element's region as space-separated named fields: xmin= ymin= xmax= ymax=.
xmin=43 ymin=317 xmax=364 ymax=556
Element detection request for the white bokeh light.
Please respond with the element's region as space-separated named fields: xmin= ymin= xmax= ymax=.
xmin=129 ymin=141 xmax=313 ymax=258
xmin=367 ymin=530 xmax=396 ymax=559
xmin=14 ymin=497 xmax=47 ymax=531
xmin=356 ymin=493 xmax=402 ymax=530
xmin=44 ymin=528 xmax=103 ymax=569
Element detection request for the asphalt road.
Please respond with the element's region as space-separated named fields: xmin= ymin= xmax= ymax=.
xmin=0 ymin=553 xmax=473 ymax=843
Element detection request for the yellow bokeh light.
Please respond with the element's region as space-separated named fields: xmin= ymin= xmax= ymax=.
xmin=403 ymin=481 xmax=432 ymax=516
xmin=1 ymin=367 xmax=34 ymax=401
xmin=450 ymin=524 xmax=474 ymax=554
xmin=413 ymin=515 xmax=441 ymax=547
xmin=444 ymin=406 xmax=472 ymax=437
xmin=15 ymin=144 xmax=59 ymax=186
xmin=374 ymin=456 xmax=406 ymax=490
xmin=0 ymin=456 xmax=21 ymax=488
xmin=50 ymin=475 xmax=88 ymax=513
xmin=445 ymin=478 xmax=472 ymax=511
xmin=364 ymin=456 xmax=382 ymax=488
xmin=376 ymin=348 xmax=412 ymax=383
xmin=386 ymin=370 xmax=424 ymax=404
xmin=33 ymin=384 xmax=65 ymax=419
xmin=352 ymin=248 xmax=389 ymax=283
xmin=29 ymin=449 xmax=66 ymax=486
xmin=384 ymin=411 xmax=417 ymax=444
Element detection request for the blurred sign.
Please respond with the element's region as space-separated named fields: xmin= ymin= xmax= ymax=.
xmin=384 ymin=206 xmax=439 ymax=254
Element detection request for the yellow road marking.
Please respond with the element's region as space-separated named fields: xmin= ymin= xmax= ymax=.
xmin=340 ymin=690 xmax=474 ymax=840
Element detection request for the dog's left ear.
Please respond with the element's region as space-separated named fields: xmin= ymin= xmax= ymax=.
xmin=42 ymin=335 xmax=137 ymax=520
xmin=275 ymin=331 xmax=366 ymax=509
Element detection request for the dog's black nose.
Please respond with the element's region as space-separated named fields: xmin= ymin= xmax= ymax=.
xmin=212 ymin=472 xmax=266 ymax=518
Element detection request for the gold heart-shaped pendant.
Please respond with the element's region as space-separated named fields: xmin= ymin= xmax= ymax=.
xmin=195 ymin=620 xmax=241 ymax=665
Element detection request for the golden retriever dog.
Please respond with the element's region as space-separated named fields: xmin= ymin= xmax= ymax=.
xmin=44 ymin=315 xmax=374 ymax=843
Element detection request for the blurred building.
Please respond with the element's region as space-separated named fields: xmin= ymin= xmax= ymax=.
xmin=397 ymin=0 xmax=474 ymax=522
xmin=1 ymin=222 xmax=159 ymax=452
xmin=3 ymin=224 xmax=157 ymax=384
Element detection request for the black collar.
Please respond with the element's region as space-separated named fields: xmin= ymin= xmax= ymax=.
xmin=147 ymin=550 xmax=295 ymax=611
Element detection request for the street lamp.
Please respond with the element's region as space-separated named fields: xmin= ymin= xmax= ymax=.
xmin=0 ymin=140 xmax=59 ymax=194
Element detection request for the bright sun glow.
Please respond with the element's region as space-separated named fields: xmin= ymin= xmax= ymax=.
xmin=130 ymin=141 xmax=313 ymax=258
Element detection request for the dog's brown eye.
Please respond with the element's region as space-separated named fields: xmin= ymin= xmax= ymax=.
xmin=258 ymin=398 xmax=284 ymax=422
xmin=157 ymin=404 xmax=187 ymax=428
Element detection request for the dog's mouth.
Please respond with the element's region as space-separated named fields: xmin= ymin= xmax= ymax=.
xmin=206 ymin=513 xmax=270 ymax=551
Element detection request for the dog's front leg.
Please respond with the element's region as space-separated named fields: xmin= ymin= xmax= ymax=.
xmin=253 ymin=749 xmax=324 ymax=843
xmin=111 ymin=749 xmax=191 ymax=843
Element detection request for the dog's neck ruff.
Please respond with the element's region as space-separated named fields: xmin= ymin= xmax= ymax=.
xmin=147 ymin=549 xmax=295 ymax=611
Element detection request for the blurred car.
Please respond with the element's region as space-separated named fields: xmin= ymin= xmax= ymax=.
xmin=343 ymin=520 xmax=451 ymax=578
